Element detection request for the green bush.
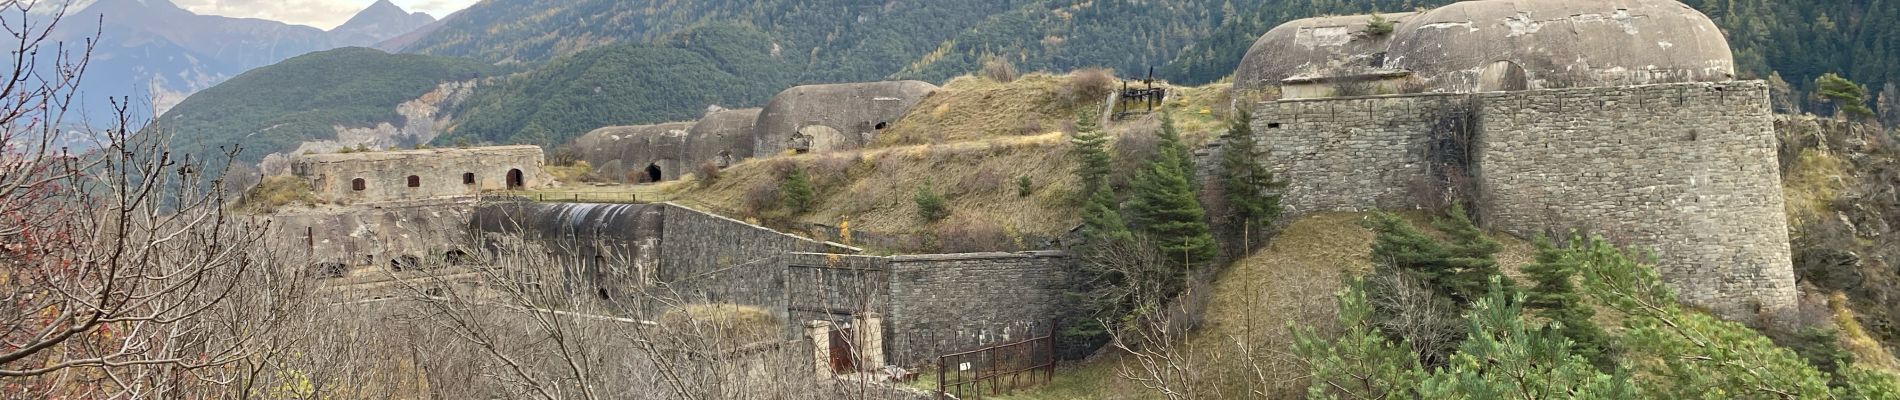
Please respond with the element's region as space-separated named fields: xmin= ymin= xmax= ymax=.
xmin=778 ymin=167 xmax=814 ymax=214
xmin=915 ymin=184 xmax=950 ymax=222
xmin=1016 ymin=175 xmax=1033 ymax=197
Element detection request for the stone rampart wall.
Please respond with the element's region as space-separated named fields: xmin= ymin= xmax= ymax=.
xmin=1248 ymin=93 xmax=1465 ymax=215
xmin=883 ymin=251 xmax=1069 ymax=366
xmin=1241 ymin=81 xmax=1796 ymax=321
xmin=1475 ymin=81 xmax=1794 ymax=319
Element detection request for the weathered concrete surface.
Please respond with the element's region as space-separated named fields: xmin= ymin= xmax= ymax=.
xmin=683 ymin=107 xmax=762 ymax=170
xmin=1234 ymin=12 xmax=1418 ymax=94
xmin=291 ymin=145 xmax=549 ymax=203
xmin=1389 ymin=0 xmax=1734 ymax=92
xmin=264 ymin=199 xmax=478 ymax=274
xmin=1237 ymin=0 xmax=1735 ymax=95
xmin=753 ymin=81 xmax=938 ymax=155
xmin=572 ymin=122 xmax=694 ymax=183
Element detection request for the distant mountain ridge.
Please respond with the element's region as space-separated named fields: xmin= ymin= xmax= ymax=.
xmin=53 ymin=0 xmax=436 ymax=124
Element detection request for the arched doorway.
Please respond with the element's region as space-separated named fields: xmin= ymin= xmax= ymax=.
xmin=644 ymin=164 xmax=663 ymax=183
xmin=507 ymin=169 xmax=524 ymax=189
xmin=1477 ymin=60 xmax=1528 ymax=92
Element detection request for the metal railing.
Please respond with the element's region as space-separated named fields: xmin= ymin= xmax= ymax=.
xmin=935 ymin=321 xmax=1057 ymax=399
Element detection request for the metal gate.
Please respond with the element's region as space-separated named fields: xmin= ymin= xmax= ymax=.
xmin=935 ymin=321 xmax=1057 ymax=399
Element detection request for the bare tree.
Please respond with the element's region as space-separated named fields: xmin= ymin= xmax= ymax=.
xmin=0 ymin=1 xmax=283 ymax=397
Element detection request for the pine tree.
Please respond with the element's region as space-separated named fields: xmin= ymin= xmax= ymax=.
xmin=1432 ymin=203 xmax=1512 ymax=304
xmin=1219 ymin=109 xmax=1284 ymax=238
xmin=1522 ymin=235 xmax=1613 ymax=371
xmin=1125 ymin=113 xmax=1216 ymax=270
xmin=1817 ymin=73 xmax=1875 ymax=119
xmin=779 ymin=166 xmax=814 ymax=214
xmin=1071 ymin=108 xmax=1128 ymax=247
xmin=1293 ymin=279 xmax=1425 ymax=400
xmin=1072 ymin=109 xmax=1114 ymax=195
xmin=1417 ymin=279 xmax=1633 ymax=399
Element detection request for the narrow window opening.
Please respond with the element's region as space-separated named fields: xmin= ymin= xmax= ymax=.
xmin=351 ymin=178 xmax=366 ymax=191
xmin=874 ymin=121 xmax=889 ymax=130
xmin=407 ymin=175 xmax=421 ymax=188
xmin=1267 ymin=123 xmax=1283 ymax=129
xmin=463 ymin=172 xmax=476 ymax=185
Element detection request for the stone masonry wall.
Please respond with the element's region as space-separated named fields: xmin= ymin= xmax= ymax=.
xmin=1475 ymin=81 xmax=1795 ymax=319
xmin=657 ymin=203 xmax=845 ymax=283
xmin=1249 ymin=93 xmax=1466 ymax=216
xmin=292 ymin=145 xmax=549 ymax=203
xmin=884 ymin=252 xmax=1070 ymax=366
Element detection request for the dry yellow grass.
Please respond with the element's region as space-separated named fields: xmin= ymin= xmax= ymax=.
xmin=1783 ymin=148 xmax=1849 ymax=228
xmin=875 ymin=74 xmax=1090 ymax=147
xmin=658 ymin=304 xmax=782 ymax=346
xmin=674 ymin=132 xmax=1083 ymax=240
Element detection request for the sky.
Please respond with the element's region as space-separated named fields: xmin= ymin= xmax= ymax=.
xmin=174 ymin=0 xmax=479 ymax=30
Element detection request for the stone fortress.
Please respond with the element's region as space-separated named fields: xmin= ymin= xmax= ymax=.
xmin=289 ymin=145 xmax=552 ymax=203
xmin=1228 ymin=0 xmax=1795 ymax=320
xmin=267 ymin=0 xmax=1803 ymax=374
xmin=572 ymin=80 xmax=939 ymax=183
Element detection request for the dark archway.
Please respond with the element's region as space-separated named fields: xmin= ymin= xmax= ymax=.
xmin=351 ymin=178 xmax=366 ymax=191
xmin=463 ymin=172 xmax=476 ymax=185
xmin=644 ymin=164 xmax=662 ymax=183
xmin=406 ymin=175 xmax=421 ymax=188
xmin=1478 ymin=60 xmax=1528 ymax=92
xmin=507 ymin=169 xmax=524 ymax=189
xmin=390 ymin=255 xmax=421 ymax=272
xmin=445 ymin=249 xmax=473 ymax=265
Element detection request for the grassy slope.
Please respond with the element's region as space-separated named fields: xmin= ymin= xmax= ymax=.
xmin=662 ymin=73 xmax=1234 ymax=248
xmin=993 ymin=213 xmax=1535 ymax=399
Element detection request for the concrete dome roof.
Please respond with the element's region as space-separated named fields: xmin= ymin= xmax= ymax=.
xmin=1385 ymin=0 xmax=1734 ymax=92
xmin=1233 ymin=12 xmax=1417 ymax=93
xmin=753 ymin=80 xmax=938 ymax=155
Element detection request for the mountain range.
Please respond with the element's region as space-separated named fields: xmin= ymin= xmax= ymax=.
xmin=53 ymin=0 xmax=435 ymax=123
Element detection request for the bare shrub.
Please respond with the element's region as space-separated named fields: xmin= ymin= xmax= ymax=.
xmin=742 ymin=180 xmax=781 ymax=216
xmin=954 ymin=164 xmax=1004 ymax=196
xmin=1332 ymin=79 xmax=1375 ymax=97
xmin=936 ymin=217 xmax=1012 ymax=253
xmin=982 ymin=55 xmax=1019 ymax=83
xmin=551 ymin=143 xmax=584 ymax=166
xmin=0 ymin=4 xmax=302 ymax=395
xmin=1059 ymin=68 xmax=1117 ymax=108
xmin=1365 ymin=271 xmax=1465 ymax=367
xmin=697 ymin=161 xmax=722 ymax=188
xmin=1018 ymin=119 xmax=1045 ymax=136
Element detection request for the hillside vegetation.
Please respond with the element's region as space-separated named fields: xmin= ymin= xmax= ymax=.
xmin=436 ymin=24 xmax=795 ymax=147
xmin=152 ymin=47 xmax=497 ymax=167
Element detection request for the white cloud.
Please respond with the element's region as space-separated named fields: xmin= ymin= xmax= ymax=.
xmin=174 ymin=0 xmax=477 ymax=30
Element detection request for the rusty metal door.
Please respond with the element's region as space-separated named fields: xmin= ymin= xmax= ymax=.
xmin=829 ymin=327 xmax=857 ymax=373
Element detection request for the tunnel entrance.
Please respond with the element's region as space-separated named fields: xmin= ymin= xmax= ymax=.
xmin=507 ymin=169 xmax=524 ymax=189
xmin=645 ymin=164 xmax=663 ymax=183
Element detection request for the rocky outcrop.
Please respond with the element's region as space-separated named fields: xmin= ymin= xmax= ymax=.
xmin=259 ymin=81 xmax=478 ymax=176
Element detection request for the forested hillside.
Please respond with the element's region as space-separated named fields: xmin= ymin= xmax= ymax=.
xmin=1162 ymin=0 xmax=1899 ymax=104
xmin=435 ymin=25 xmax=796 ymax=147
xmin=153 ymin=48 xmax=498 ymax=167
